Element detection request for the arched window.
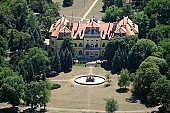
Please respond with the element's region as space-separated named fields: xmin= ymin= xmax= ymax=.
xmin=102 ymin=50 xmax=105 ymax=55
xmin=91 ymin=44 xmax=94 ymax=47
xmin=79 ymin=43 xmax=83 ymax=47
xmin=102 ymin=43 xmax=105 ymax=47
xmin=91 ymin=29 xmax=94 ymax=33
xmin=79 ymin=50 xmax=82 ymax=55
xmin=95 ymin=43 xmax=98 ymax=47
xmin=74 ymin=43 xmax=77 ymax=47
xmin=86 ymin=44 xmax=90 ymax=48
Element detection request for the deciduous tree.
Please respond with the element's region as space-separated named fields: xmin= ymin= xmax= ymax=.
xmin=105 ymin=97 xmax=118 ymax=113
xmin=118 ymin=69 xmax=130 ymax=89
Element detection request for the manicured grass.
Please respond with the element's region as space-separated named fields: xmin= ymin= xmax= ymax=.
xmin=47 ymin=66 xmax=157 ymax=112
xmin=73 ymin=63 xmax=85 ymax=67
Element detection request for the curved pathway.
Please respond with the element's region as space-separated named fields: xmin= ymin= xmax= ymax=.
xmin=80 ymin=0 xmax=98 ymax=22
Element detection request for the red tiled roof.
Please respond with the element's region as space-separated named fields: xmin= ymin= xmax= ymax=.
xmin=49 ymin=16 xmax=138 ymax=39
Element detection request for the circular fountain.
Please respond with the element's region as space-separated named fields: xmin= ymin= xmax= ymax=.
xmin=74 ymin=75 xmax=105 ymax=85
xmin=74 ymin=65 xmax=105 ymax=85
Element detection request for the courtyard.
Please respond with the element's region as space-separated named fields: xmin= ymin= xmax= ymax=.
xmin=47 ymin=65 xmax=158 ymax=113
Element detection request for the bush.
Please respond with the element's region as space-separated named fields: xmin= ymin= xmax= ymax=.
xmin=51 ymin=84 xmax=61 ymax=90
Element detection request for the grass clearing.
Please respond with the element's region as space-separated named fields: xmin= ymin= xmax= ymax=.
xmin=46 ymin=66 xmax=158 ymax=112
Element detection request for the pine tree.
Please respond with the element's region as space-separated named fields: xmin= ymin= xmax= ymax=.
xmin=65 ymin=48 xmax=73 ymax=70
xmin=8 ymin=29 xmax=14 ymax=51
xmin=18 ymin=37 xmax=24 ymax=51
xmin=33 ymin=29 xmax=40 ymax=40
xmin=52 ymin=53 xmax=61 ymax=73
xmin=59 ymin=49 xmax=65 ymax=71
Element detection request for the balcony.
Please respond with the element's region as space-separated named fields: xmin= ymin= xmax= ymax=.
xmin=84 ymin=33 xmax=101 ymax=38
xmin=85 ymin=47 xmax=100 ymax=50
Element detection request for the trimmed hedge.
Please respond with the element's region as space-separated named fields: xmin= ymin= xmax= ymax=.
xmin=51 ymin=84 xmax=61 ymax=90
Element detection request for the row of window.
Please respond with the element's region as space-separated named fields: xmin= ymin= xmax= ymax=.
xmin=74 ymin=43 xmax=106 ymax=47
xmin=74 ymin=43 xmax=83 ymax=47
xmin=77 ymin=50 xmax=105 ymax=55
xmin=51 ymin=41 xmax=106 ymax=47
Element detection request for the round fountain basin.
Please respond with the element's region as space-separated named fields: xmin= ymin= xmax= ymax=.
xmin=74 ymin=75 xmax=105 ymax=85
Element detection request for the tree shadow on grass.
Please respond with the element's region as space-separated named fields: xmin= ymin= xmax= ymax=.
xmin=125 ymin=94 xmax=138 ymax=103
xmin=22 ymin=108 xmax=48 ymax=113
xmin=116 ymin=88 xmax=129 ymax=93
xmin=0 ymin=107 xmax=19 ymax=113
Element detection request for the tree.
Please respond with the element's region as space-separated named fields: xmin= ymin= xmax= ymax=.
xmin=118 ymin=69 xmax=130 ymax=89
xmin=102 ymin=0 xmax=115 ymax=11
xmin=133 ymin=61 xmax=161 ymax=102
xmin=122 ymin=4 xmax=133 ymax=18
xmin=26 ymin=11 xmax=38 ymax=32
xmin=0 ymin=35 xmax=8 ymax=57
xmin=0 ymin=73 xmax=25 ymax=107
xmin=127 ymin=39 xmax=158 ymax=72
xmin=144 ymin=56 xmax=168 ymax=75
xmin=160 ymin=38 xmax=170 ymax=65
xmin=104 ymin=37 xmax=120 ymax=64
xmin=12 ymin=0 xmax=28 ymax=31
xmin=105 ymin=97 xmax=118 ymax=113
xmin=112 ymin=35 xmax=138 ymax=70
xmin=144 ymin=0 xmax=170 ymax=25
xmin=24 ymin=80 xmax=51 ymax=109
xmin=59 ymin=49 xmax=65 ymax=71
xmin=63 ymin=0 xmax=73 ymax=7
xmin=19 ymin=47 xmax=49 ymax=81
xmin=102 ymin=6 xmax=123 ymax=22
xmin=51 ymin=53 xmax=61 ymax=73
xmin=105 ymin=73 xmax=111 ymax=86
xmin=133 ymin=12 xmax=149 ymax=38
xmin=60 ymin=36 xmax=75 ymax=57
xmin=147 ymin=28 xmax=164 ymax=45
xmin=65 ymin=48 xmax=73 ymax=70
xmin=147 ymin=76 xmax=170 ymax=110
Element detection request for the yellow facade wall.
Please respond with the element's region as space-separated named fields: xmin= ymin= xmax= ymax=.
xmin=50 ymin=37 xmax=108 ymax=57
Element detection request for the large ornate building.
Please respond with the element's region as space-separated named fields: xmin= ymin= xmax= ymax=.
xmin=49 ymin=16 xmax=138 ymax=59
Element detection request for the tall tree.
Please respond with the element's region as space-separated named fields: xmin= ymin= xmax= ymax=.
xmin=127 ymin=39 xmax=158 ymax=72
xmin=0 ymin=35 xmax=8 ymax=57
xmin=24 ymin=81 xmax=50 ymax=109
xmin=144 ymin=0 xmax=170 ymax=25
xmin=51 ymin=53 xmax=61 ymax=73
xmin=133 ymin=12 xmax=150 ymax=38
xmin=60 ymin=36 xmax=75 ymax=57
xmin=147 ymin=28 xmax=164 ymax=45
xmin=118 ymin=69 xmax=130 ymax=89
xmin=144 ymin=56 xmax=168 ymax=75
xmin=19 ymin=47 xmax=49 ymax=81
xmin=65 ymin=48 xmax=73 ymax=70
xmin=0 ymin=74 xmax=25 ymax=107
xmin=147 ymin=76 xmax=170 ymax=110
xmin=133 ymin=61 xmax=161 ymax=102
xmin=102 ymin=5 xmax=123 ymax=22
xmin=112 ymin=35 xmax=138 ymax=70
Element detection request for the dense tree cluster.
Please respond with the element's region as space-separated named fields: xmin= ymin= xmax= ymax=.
xmin=0 ymin=0 xmax=61 ymax=110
